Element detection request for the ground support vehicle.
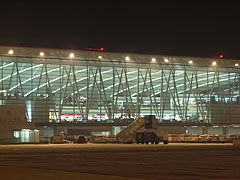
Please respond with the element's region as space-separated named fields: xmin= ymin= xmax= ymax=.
xmin=136 ymin=132 xmax=162 ymax=144
xmin=168 ymin=134 xmax=236 ymax=143
xmin=90 ymin=134 xmax=117 ymax=143
xmin=39 ymin=137 xmax=50 ymax=144
xmin=105 ymin=135 xmax=117 ymax=143
xmin=117 ymin=115 xmax=168 ymax=144
xmin=116 ymin=116 xmax=145 ymax=143
xmin=90 ymin=134 xmax=108 ymax=143
xmin=73 ymin=135 xmax=88 ymax=144
xmin=50 ymin=135 xmax=88 ymax=144
xmin=199 ymin=134 xmax=232 ymax=143
xmin=50 ymin=135 xmax=71 ymax=144
xmin=64 ymin=135 xmax=88 ymax=143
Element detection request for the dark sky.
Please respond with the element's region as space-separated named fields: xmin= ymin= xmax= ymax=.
xmin=0 ymin=1 xmax=240 ymax=59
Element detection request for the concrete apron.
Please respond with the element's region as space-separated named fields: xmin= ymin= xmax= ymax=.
xmin=0 ymin=165 xmax=145 ymax=180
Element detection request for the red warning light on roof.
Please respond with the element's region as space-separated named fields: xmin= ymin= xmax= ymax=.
xmin=85 ymin=48 xmax=104 ymax=51
xmin=219 ymin=54 xmax=224 ymax=58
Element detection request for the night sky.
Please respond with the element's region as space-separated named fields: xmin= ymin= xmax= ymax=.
xmin=0 ymin=1 xmax=240 ymax=59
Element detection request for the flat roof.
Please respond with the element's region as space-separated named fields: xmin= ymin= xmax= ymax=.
xmin=0 ymin=45 xmax=239 ymax=69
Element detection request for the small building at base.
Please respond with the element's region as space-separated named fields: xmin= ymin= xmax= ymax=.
xmin=0 ymin=104 xmax=39 ymax=144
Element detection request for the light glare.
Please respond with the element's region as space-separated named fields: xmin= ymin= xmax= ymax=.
xmin=164 ymin=59 xmax=169 ymax=63
xmin=235 ymin=63 xmax=239 ymax=67
xmin=212 ymin=61 xmax=217 ymax=66
xmin=40 ymin=52 xmax=45 ymax=57
xmin=8 ymin=49 xmax=14 ymax=55
xmin=152 ymin=58 xmax=156 ymax=62
xmin=125 ymin=56 xmax=130 ymax=61
xmin=189 ymin=60 xmax=193 ymax=64
xmin=69 ymin=53 xmax=75 ymax=59
xmin=98 ymin=55 xmax=103 ymax=59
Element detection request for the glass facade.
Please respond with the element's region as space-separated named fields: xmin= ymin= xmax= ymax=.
xmin=0 ymin=46 xmax=240 ymax=124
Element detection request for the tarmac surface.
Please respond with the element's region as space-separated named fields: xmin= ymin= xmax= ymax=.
xmin=0 ymin=143 xmax=240 ymax=180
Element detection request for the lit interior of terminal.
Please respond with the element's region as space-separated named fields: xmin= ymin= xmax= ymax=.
xmin=1 ymin=46 xmax=240 ymax=141
xmin=0 ymin=46 xmax=240 ymax=142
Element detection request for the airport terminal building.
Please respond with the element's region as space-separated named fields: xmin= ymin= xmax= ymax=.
xmin=1 ymin=46 xmax=240 ymax=139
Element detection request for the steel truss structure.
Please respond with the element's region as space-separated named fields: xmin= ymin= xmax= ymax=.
xmin=0 ymin=46 xmax=240 ymax=124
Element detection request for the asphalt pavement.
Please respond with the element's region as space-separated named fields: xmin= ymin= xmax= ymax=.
xmin=0 ymin=143 xmax=239 ymax=180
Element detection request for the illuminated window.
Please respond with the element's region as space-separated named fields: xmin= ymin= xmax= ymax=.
xmin=14 ymin=131 xmax=20 ymax=138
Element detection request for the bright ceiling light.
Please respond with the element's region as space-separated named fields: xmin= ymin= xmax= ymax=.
xmin=69 ymin=53 xmax=75 ymax=59
xmin=125 ymin=56 xmax=130 ymax=61
xmin=152 ymin=58 xmax=156 ymax=62
xmin=212 ymin=61 xmax=217 ymax=66
xmin=40 ymin=52 xmax=45 ymax=57
xmin=8 ymin=49 xmax=14 ymax=55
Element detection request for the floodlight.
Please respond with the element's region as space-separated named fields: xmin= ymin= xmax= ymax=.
xmin=152 ymin=58 xmax=156 ymax=62
xmin=40 ymin=52 xmax=45 ymax=57
xmin=164 ymin=59 xmax=169 ymax=63
xmin=69 ymin=53 xmax=75 ymax=59
xmin=125 ymin=56 xmax=130 ymax=61
xmin=8 ymin=49 xmax=14 ymax=55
